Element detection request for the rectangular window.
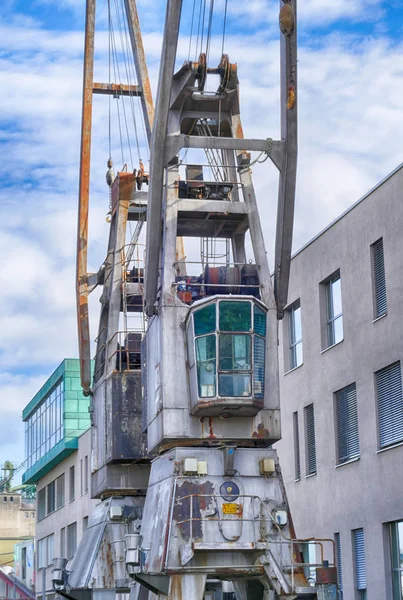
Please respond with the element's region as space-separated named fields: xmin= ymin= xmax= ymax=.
xmin=80 ymin=459 xmax=83 ymax=496
xmin=24 ymin=378 xmax=64 ymax=470
xmin=37 ymin=538 xmax=46 ymax=569
xmin=326 ymin=273 xmax=343 ymax=347
xmin=304 ymin=404 xmax=317 ymax=476
xmin=353 ymin=528 xmax=367 ymax=599
xmin=83 ymin=516 xmax=89 ymax=531
xmin=371 ymin=238 xmax=387 ymax=318
xmin=293 ymin=411 xmax=301 ymax=480
xmin=376 ymin=362 xmax=403 ymax=448
xmin=335 ymin=532 xmax=343 ymax=598
xmin=47 ymin=534 xmax=54 ymax=566
xmin=47 ymin=480 xmax=55 ymax=514
xmin=60 ymin=528 xmax=65 ymax=557
xmin=67 ymin=522 xmax=77 ymax=559
xmin=390 ymin=521 xmax=403 ymax=599
xmin=37 ymin=488 xmax=46 ymax=521
xmin=288 ymin=302 xmax=303 ymax=369
xmin=335 ymin=383 xmax=360 ymax=464
xmin=21 ymin=547 xmax=27 ymax=580
xmin=84 ymin=456 xmax=89 ymax=494
xmin=56 ymin=474 xmax=65 ymax=509
xmin=69 ymin=466 xmax=75 ymax=502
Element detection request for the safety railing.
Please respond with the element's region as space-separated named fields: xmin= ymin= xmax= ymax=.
xmin=108 ymin=330 xmax=142 ymax=372
xmin=169 ymin=492 xmax=336 ymax=591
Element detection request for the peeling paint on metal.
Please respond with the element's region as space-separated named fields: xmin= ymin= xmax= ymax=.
xmin=173 ymin=481 xmax=214 ymax=542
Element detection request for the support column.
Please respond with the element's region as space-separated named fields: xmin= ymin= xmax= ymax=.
xmin=106 ymin=196 xmax=130 ymax=375
xmin=168 ymin=574 xmax=207 ymax=600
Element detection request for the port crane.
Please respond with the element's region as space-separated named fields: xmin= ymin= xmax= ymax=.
xmin=52 ymin=1 xmax=338 ymax=599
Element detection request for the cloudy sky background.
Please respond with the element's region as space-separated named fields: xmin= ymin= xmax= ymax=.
xmin=1 ymin=0 xmax=403 ymax=472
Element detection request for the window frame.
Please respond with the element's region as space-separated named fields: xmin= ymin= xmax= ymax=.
xmin=192 ymin=299 xmax=267 ymax=400
xmin=304 ymin=403 xmax=317 ymax=476
xmin=352 ymin=528 xmax=367 ymax=599
xmin=334 ymin=383 xmax=360 ymax=465
xmin=293 ymin=411 xmax=301 ymax=481
xmin=69 ymin=466 xmax=75 ymax=503
xmin=376 ymin=361 xmax=403 ymax=449
xmin=288 ymin=301 xmax=303 ymax=370
xmin=326 ymin=273 xmax=343 ymax=347
xmin=334 ymin=532 xmax=343 ymax=598
xmin=390 ymin=520 xmax=403 ymax=600
xmin=371 ymin=237 xmax=387 ymax=319
xmin=66 ymin=522 xmax=77 ymax=559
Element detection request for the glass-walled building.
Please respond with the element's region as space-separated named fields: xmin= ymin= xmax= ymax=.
xmin=22 ymin=359 xmax=92 ymax=484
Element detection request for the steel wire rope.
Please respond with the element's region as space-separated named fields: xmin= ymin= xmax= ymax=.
xmin=111 ymin=0 xmax=134 ymax=170
xmin=221 ymin=0 xmax=228 ymax=55
xmin=200 ymin=0 xmax=207 ymax=59
xmin=205 ymin=0 xmax=214 ymax=64
xmin=188 ymin=0 xmax=197 ymax=62
xmin=116 ymin=0 xmax=142 ymax=163
xmin=110 ymin=17 xmax=125 ymax=166
xmin=108 ymin=0 xmax=112 ymax=160
xmin=195 ymin=0 xmax=203 ymax=60
xmin=114 ymin=0 xmax=148 ymax=162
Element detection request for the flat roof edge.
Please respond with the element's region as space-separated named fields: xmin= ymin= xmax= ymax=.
xmin=292 ymin=161 xmax=403 ymax=260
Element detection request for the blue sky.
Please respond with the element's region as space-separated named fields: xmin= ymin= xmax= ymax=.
xmin=1 ymin=0 xmax=403 ymax=474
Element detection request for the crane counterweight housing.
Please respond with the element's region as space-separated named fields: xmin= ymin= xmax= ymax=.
xmin=67 ymin=1 xmax=339 ymax=599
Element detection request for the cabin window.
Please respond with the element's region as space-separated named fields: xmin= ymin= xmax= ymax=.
xmin=192 ymin=299 xmax=266 ymax=400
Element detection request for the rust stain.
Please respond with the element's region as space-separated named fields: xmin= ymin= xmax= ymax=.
xmin=76 ymin=0 xmax=96 ymax=397
xmin=235 ymin=119 xmax=244 ymax=140
xmin=252 ymin=422 xmax=270 ymax=439
xmin=173 ymin=480 xmax=214 ymax=542
xmin=208 ymin=417 xmax=216 ymax=439
xmin=170 ymin=575 xmax=183 ymax=600
xmin=200 ymin=417 xmax=205 ymax=438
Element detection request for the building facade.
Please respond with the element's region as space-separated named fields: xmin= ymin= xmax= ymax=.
xmin=277 ymin=164 xmax=403 ymax=599
xmin=0 ymin=568 xmax=35 ymax=600
xmin=14 ymin=539 xmax=35 ymax=591
xmin=22 ymin=359 xmax=96 ymax=600
xmin=0 ymin=495 xmax=35 ymax=569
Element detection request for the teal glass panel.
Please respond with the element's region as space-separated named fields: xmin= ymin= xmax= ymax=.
xmin=194 ymin=303 xmax=216 ymax=336
xmin=254 ymin=336 xmax=265 ymax=398
xmin=219 ymin=334 xmax=251 ymax=371
xmin=219 ymin=374 xmax=251 ymax=397
xmin=253 ymin=304 xmax=266 ymax=336
xmin=196 ymin=335 xmax=216 ymax=397
xmin=219 ymin=301 xmax=251 ymax=332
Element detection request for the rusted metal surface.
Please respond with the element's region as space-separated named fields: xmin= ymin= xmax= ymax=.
xmin=124 ymin=0 xmax=154 ymax=143
xmin=76 ymin=0 xmax=96 ymax=396
xmin=111 ymin=172 xmax=136 ymax=215
xmin=252 ymin=422 xmax=270 ymax=439
xmin=92 ymin=82 xmax=142 ymax=96
xmin=173 ymin=481 xmax=214 ymax=542
xmin=316 ymin=566 xmax=337 ymax=585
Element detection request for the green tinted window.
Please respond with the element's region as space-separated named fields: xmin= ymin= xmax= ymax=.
xmin=219 ymin=374 xmax=251 ymax=397
xmin=196 ymin=335 xmax=216 ymax=397
xmin=219 ymin=334 xmax=251 ymax=371
xmin=254 ymin=304 xmax=266 ymax=336
xmin=253 ymin=336 xmax=265 ymax=398
xmin=194 ymin=303 xmax=216 ymax=336
xmin=219 ymin=301 xmax=251 ymax=332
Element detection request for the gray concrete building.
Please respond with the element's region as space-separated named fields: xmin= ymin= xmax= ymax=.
xmin=277 ymin=163 xmax=403 ymax=599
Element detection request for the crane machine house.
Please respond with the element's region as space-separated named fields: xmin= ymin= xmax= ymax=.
xmin=55 ymin=1 xmax=338 ymax=599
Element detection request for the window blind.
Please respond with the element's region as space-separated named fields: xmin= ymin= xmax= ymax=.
xmin=376 ymin=362 xmax=403 ymax=448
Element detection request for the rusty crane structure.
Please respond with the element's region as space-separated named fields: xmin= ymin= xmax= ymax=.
xmin=52 ymin=1 xmax=339 ymax=599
